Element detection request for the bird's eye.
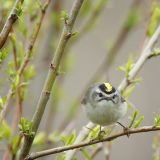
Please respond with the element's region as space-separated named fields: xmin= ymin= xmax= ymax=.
xmin=112 ymin=94 xmax=116 ymax=99
xmin=98 ymin=92 xmax=103 ymax=97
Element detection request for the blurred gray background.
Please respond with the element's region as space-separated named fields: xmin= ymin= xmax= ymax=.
xmin=1 ymin=0 xmax=160 ymax=159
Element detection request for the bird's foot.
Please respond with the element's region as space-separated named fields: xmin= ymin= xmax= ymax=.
xmin=97 ymin=130 xmax=106 ymax=140
xmin=90 ymin=126 xmax=106 ymax=141
xmin=117 ymin=122 xmax=130 ymax=138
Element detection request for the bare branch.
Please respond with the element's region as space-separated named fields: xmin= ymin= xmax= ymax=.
xmin=26 ymin=126 xmax=160 ymax=160
xmin=18 ymin=0 xmax=85 ymax=159
xmin=0 ymin=0 xmax=24 ymax=49
xmin=118 ymin=24 xmax=160 ymax=92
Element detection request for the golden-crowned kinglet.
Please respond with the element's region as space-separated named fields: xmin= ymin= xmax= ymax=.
xmin=82 ymin=83 xmax=127 ymax=126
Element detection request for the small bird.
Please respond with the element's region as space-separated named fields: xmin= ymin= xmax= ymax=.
xmin=82 ymin=83 xmax=127 ymax=128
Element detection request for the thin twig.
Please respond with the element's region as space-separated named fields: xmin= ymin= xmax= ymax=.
xmin=43 ymin=0 xmax=63 ymax=134
xmin=10 ymin=32 xmax=18 ymax=70
xmin=0 ymin=0 xmax=24 ymax=49
xmin=118 ymin=25 xmax=160 ymax=92
xmin=3 ymin=32 xmax=22 ymax=160
xmin=64 ymin=24 xmax=160 ymax=159
xmin=26 ymin=126 xmax=160 ymax=160
xmin=0 ymin=0 xmax=51 ymax=123
xmin=18 ymin=0 xmax=85 ymax=159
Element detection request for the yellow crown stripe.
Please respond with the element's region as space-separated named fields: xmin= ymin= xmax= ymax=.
xmin=104 ymin=83 xmax=112 ymax=92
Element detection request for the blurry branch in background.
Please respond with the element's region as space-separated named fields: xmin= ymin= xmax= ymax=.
xmin=0 ymin=0 xmax=51 ymax=123
xmin=18 ymin=0 xmax=85 ymax=159
xmin=103 ymin=142 xmax=112 ymax=160
xmin=58 ymin=0 xmax=141 ymax=132
xmin=64 ymin=24 xmax=160 ymax=160
xmin=26 ymin=126 xmax=160 ymax=160
xmin=78 ymin=0 xmax=108 ymax=39
xmin=2 ymin=0 xmax=52 ymax=159
xmin=2 ymin=32 xmax=23 ymax=160
xmin=140 ymin=0 xmax=160 ymax=56
xmin=0 ymin=0 xmax=24 ymax=49
xmin=43 ymin=0 xmax=63 ymax=135
xmin=152 ymin=132 xmax=160 ymax=160
xmin=82 ymin=0 xmax=141 ymax=78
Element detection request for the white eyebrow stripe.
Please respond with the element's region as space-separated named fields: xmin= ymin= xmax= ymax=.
xmin=96 ymin=89 xmax=115 ymax=97
xmin=95 ymin=88 xmax=101 ymax=93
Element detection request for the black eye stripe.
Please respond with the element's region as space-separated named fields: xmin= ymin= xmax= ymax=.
xmin=112 ymin=94 xmax=118 ymax=99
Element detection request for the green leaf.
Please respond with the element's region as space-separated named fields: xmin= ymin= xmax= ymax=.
xmin=123 ymin=85 xmax=136 ymax=98
xmin=60 ymin=10 xmax=69 ymax=21
xmin=147 ymin=3 xmax=160 ymax=37
xmin=125 ymin=8 xmax=140 ymax=29
xmin=19 ymin=117 xmax=34 ymax=136
xmin=0 ymin=49 xmax=9 ymax=64
xmin=126 ymin=100 xmax=132 ymax=109
xmin=58 ymin=154 xmax=65 ymax=160
xmin=60 ymin=134 xmax=68 ymax=144
xmin=131 ymin=77 xmax=142 ymax=84
xmin=48 ymin=131 xmax=61 ymax=143
xmin=18 ymin=16 xmax=27 ymax=36
xmin=87 ymin=125 xmax=100 ymax=139
xmin=33 ymin=132 xmax=46 ymax=145
xmin=17 ymin=41 xmax=24 ymax=64
xmin=66 ymin=130 xmax=76 ymax=145
xmin=11 ymin=135 xmax=19 ymax=154
xmin=153 ymin=48 xmax=160 ymax=55
xmin=154 ymin=114 xmax=160 ymax=126
xmin=17 ymin=3 xmax=23 ymax=17
xmin=36 ymin=0 xmax=43 ymax=10
xmin=117 ymin=56 xmax=134 ymax=79
xmin=104 ymin=127 xmax=113 ymax=135
xmin=0 ymin=96 xmax=7 ymax=111
xmin=117 ymin=66 xmax=126 ymax=72
xmin=13 ymin=74 xmax=20 ymax=89
xmin=81 ymin=148 xmax=91 ymax=160
xmin=24 ymin=65 xmax=36 ymax=80
xmin=126 ymin=57 xmax=134 ymax=77
xmin=148 ymin=48 xmax=160 ymax=59
xmin=134 ymin=116 xmax=144 ymax=128
xmin=10 ymin=33 xmax=16 ymax=46
xmin=0 ymin=121 xmax=11 ymax=140
xmin=129 ymin=110 xmax=138 ymax=128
